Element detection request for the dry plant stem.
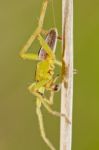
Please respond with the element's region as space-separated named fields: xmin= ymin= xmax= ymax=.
xmin=60 ymin=0 xmax=73 ymax=150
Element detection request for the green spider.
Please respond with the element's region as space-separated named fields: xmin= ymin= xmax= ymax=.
xmin=20 ymin=0 xmax=70 ymax=150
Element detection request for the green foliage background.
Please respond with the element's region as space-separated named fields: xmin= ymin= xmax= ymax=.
xmin=73 ymin=0 xmax=99 ymax=149
xmin=0 ymin=0 xmax=98 ymax=150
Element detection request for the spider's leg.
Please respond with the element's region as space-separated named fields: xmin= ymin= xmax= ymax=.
xmin=28 ymin=80 xmax=52 ymax=103
xmin=28 ymin=80 xmax=49 ymax=92
xmin=36 ymin=102 xmax=56 ymax=150
xmin=43 ymin=91 xmax=54 ymax=105
xmin=42 ymin=100 xmax=71 ymax=124
xmin=38 ymin=0 xmax=49 ymax=30
xmin=48 ymin=91 xmax=54 ymax=105
xmin=20 ymin=0 xmax=49 ymax=59
xmin=55 ymin=60 xmax=62 ymax=66
xmin=44 ymin=75 xmax=61 ymax=105
xmin=28 ymin=82 xmax=56 ymax=150
xmin=27 ymin=78 xmax=54 ymax=106
xmin=41 ymin=29 xmax=49 ymax=35
xmin=20 ymin=53 xmax=39 ymax=61
xmin=29 ymin=80 xmax=70 ymax=123
xmin=28 ymin=80 xmax=54 ymax=105
xmin=48 ymin=75 xmax=61 ymax=105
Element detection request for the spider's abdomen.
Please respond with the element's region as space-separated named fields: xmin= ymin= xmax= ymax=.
xmin=46 ymin=28 xmax=58 ymax=52
xmin=38 ymin=28 xmax=58 ymax=60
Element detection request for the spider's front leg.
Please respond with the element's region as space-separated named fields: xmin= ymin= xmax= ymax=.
xmin=19 ymin=0 xmax=49 ymax=60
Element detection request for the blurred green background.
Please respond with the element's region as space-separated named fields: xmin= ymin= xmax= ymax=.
xmin=0 ymin=0 xmax=99 ymax=150
xmin=73 ymin=0 xmax=99 ymax=149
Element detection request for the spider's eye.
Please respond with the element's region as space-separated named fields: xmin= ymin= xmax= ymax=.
xmin=51 ymin=84 xmax=61 ymax=92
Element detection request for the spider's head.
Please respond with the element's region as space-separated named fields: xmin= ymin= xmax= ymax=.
xmin=51 ymin=84 xmax=61 ymax=92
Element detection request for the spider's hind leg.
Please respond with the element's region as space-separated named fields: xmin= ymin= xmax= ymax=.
xmin=36 ymin=104 xmax=56 ymax=150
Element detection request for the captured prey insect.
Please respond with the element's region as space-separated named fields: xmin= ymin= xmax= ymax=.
xmin=19 ymin=0 xmax=70 ymax=150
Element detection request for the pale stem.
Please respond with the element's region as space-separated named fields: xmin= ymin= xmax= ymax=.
xmin=60 ymin=0 xmax=73 ymax=150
